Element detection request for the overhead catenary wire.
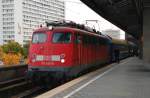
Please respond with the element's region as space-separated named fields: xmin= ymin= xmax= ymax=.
xmin=61 ymin=0 xmax=83 ymax=5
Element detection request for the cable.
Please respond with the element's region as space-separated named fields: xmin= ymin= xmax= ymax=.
xmin=61 ymin=0 xmax=83 ymax=4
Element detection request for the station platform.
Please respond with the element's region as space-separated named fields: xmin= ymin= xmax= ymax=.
xmin=37 ymin=57 xmax=150 ymax=98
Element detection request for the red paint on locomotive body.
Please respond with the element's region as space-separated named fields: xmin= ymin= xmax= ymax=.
xmin=29 ymin=27 xmax=74 ymax=67
xmin=28 ymin=27 xmax=110 ymax=77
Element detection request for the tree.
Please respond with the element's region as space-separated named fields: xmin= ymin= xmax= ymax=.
xmin=2 ymin=53 xmax=21 ymax=66
xmin=0 ymin=46 xmax=3 ymax=60
xmin=22 ymin=43 xmax=30 ymax=58
xmin=2 ymin=41 xmax=23 ymax=54
xmin=1 ymin=41 xmax=23 ymax=66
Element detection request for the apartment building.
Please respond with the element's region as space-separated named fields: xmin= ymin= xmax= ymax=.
xmin=0 ymin=0 xmax=65 ymax=45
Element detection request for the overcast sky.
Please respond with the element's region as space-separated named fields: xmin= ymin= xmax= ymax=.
xmin=60 ymin=0 xmax=125 ymax=39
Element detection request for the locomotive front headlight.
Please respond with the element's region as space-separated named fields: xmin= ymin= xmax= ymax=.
xmin=48 ymin=26 xmax=53 ymax=30
xmin=61 ymin=59 xmax=65 ymax=63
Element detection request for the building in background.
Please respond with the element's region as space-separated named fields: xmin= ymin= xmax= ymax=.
xmin=0 ymin=0 xmax=65 ymax=45
xmin=102 ymin=29 xmax=125 ymax=39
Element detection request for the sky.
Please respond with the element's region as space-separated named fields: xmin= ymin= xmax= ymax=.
xmin=60 ymin=0 xmax=125 ymax=39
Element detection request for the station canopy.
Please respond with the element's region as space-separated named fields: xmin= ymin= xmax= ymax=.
xmin=80 ymin=0 xmax=145 ymax=39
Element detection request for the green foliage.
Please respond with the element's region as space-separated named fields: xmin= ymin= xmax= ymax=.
xmin=0 ymin=46 xmax=3 ymax=60
xmin=2 ymin=41 xmax=23 ymax=54
xmin=22 ymin=43 xmax=30 ymax=58
xmin=1 ymin=41 xmax=30 ymax=60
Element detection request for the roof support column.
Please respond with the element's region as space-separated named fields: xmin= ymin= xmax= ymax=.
xmin=143 ymin=6 xmax=150 ymax=63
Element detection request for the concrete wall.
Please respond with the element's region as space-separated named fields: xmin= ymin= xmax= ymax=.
xmin=0 ymin=65 xmax=27 ymax=82
xmin=143 ymin=8 xmax=150 ymax=63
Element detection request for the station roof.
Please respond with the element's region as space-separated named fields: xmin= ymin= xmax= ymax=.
xmin=80 ymin=0 xmax=144 ymax=39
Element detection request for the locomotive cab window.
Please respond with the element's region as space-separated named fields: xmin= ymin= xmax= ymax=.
xmin=32 ymin=33 xmax=47 ymax=44
xmin=52 ymin=32 xmax=71 ymax=43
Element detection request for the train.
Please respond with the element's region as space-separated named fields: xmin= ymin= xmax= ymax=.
xmin=27 ymin=21 xmax=137 ymax=81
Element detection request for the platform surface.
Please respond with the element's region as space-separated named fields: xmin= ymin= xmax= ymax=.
xmin=37 ymin=57 xmax=150 ymax=98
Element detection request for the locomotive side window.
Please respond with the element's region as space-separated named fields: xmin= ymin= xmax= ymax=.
xmin=32 ymin=33 xmax=47 ymax=44
xmin=74 ymin=34 xmax=81 ymax=44
xmin=52 ymin=32 xmax=71 ymax=43
xmin=82 ymin=35 xmax=89 ymax=44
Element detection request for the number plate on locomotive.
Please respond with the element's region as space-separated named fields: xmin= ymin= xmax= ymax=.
xmin=51 ymin=55 xmax=60 ymax=61
xmin=36 ymin=55 xmax=44 ymax=61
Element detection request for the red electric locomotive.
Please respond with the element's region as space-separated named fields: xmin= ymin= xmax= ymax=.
xmin=28 ymin=21 xmax=110 ymax=79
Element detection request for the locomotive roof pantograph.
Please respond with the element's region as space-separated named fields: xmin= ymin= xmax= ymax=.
xmin=45 ymin=20 xmax=101 ymax=35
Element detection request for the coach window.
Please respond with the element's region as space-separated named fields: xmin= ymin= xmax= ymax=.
xmin=52 ymin=32 xmax=71 ymax=43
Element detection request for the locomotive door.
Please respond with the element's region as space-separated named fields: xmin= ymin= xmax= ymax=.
xmin=74 ymin=33 xmax=82 ymax=67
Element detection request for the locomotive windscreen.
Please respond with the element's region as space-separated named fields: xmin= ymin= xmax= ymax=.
xmin=32 ymin=33 xmax=47 ymax=44
xmin=52 ymin=32 xmax=71 ymax=43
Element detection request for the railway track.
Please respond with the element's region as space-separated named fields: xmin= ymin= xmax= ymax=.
xmin=0 ymin=77 xmax=25 ymax=88
xmin=11 ymin=86 xmax=44 ymax=98
xmin=0 ymin=77 xmax=64 ymax=98
xmin=0 ymin=77 xmax=33 ymax=98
